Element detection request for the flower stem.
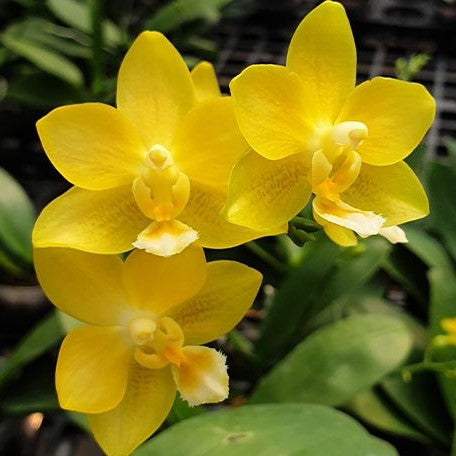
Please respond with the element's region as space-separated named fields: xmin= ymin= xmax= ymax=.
xmin=402 ymin=359 xmax=456 ymax=381
xmin=89 ymin=0 xmax=104 ymax=97
xmin=245 ymin=242 xmax=287 ymax=273
xmin=227 ymin=330 xmax=256 ymax=360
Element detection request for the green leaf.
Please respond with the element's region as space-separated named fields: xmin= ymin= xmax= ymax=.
xmin=6 ymin=71 xmax=83 ymax=109
xmin=6 ymin=18 xmax=91 ymax=58
xmin=166 ymin=396 xmax=205 ymax=426
xmin=312 ymin=238 xmax=391 ymax=315
xmin=0 ymin=359 xmax=59 ymax=415
xmin=146 ymin=0 xmax=232 ymax=33
xmin=0 ymin=167 xmax=35 ymax=266
xmin=0 ymin=382 xmax=58 ymax=415
xmin=405 ymin=143 xmax=426 ymax=177
xmin=404 ymin=227 xmax=453 ymax=270
xmin=427 ymin=160 xmax=456 ymax=261
xmin=0 ymin=22 xmax=84 ymax=87
xmin=443 ymin=136 xmax=456 ymax=172
xmin=381 ymin=373 xmax=452 ymax=446
xmin=134 ymin=404 xmax=398 ymax=456
xmin=346 ymin=389 xmax=430 ymax=443
xmin=256 ymin=236 xmax=339 ymax=361
xmin=47 ymin=0 xmax=122 ymax=48
xmin=429 ymin=267 xmax=456 ymax=336
xmin=345 ymin=297 xmax=428 ymax=357
xmin=251 ymin=314 xmax=413 ymax=406
xmin=256 ymin=237 xmax=390 ymax=362
xmin=0 ymin=312 xmax=64 ymax=390
xmin=0 ymin=247 xmax=24 ymax=277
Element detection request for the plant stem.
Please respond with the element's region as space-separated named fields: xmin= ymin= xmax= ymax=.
xmin=402 ymin=359 xmax=456 ymax=380
xmin=89 ymin=0 xmax=104 ymax=97
xmin=246 ymin=242 xmax=287 ymax=273
xmin=227 ymin=330 xmax=256 ymax=360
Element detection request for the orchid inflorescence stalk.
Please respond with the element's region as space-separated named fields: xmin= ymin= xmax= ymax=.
xmin=32 ymin=1 xmax=435 ymax=455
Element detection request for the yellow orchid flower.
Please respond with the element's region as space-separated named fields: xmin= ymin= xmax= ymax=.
xmin=34 ymin=245 xmax=262 ymax=456
xmin=225 ymin=0 xmax=435 ymax=247
xmin=33 ymin=32 xmax=283 ymax=257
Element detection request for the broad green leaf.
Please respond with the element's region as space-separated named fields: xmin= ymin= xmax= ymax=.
xmin=0 ymin=24 xmax=83 ymax=87
xmin=312 ymin=238 xmax=391 ymax=315
xmin=257 ymin=237 xmax=390 ymax=362
xmin=404 ymin=227 xmax=453 ymax=270
xmin=134 ymin=404 xmax=398 ymax=456
xmin=346 ymin=389 xmax=430 ymax=443
xmin=381 ymin=373 xmax=452 ymax=446
xmin=0 ymin=312 xmax=64 ymax=390
xmin=147 ymin=0 xmax=232 ymax=33
xmin=329 ymin=296 xmax=427 ymax=361
xmin=251 ymin=314 xmax=412 ymax=406
xmin=427 ymin=160 xmax=456 ymax=261
xmin=429 ymin=267 xmax=456 ymax=336
xmin=256 ymin=236 xmax=339 ymax=361
xmin=47 ymin=0 xmax=122 ymax=48
xmin=0 ymin=167 xmax=35 ymax=265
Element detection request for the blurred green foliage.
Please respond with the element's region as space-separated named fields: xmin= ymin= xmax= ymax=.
xmin=0 ymin=167 xmax=34 ymax=278
xmin=395 ymin=53 xmax=431 ymax=82
xmin=0 ymin=0 xmax=235 ymax=109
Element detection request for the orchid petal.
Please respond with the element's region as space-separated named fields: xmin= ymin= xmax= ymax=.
xmin=287 ymin=0 xmax=356 ymax=123
xmin=117 ymin=31 xmax=195 ymax=149
xmin=33 ymin=186 xmax=148 ymax=254
xmin=56 ymin=326 xmax=130 ymax=413
xmin=167 ymin=260 xmax=262 ymax=345
xmin=36 ymin=103 xmax=146 ymax=190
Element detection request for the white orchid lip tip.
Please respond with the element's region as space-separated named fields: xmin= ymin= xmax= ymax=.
xmin=379 ymin=225 xmax=408 ymax=244
xmin=133 ymin=220 xmax=199 ymax=257
xmin=172 ymin=347 xmax=229 ymax=407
